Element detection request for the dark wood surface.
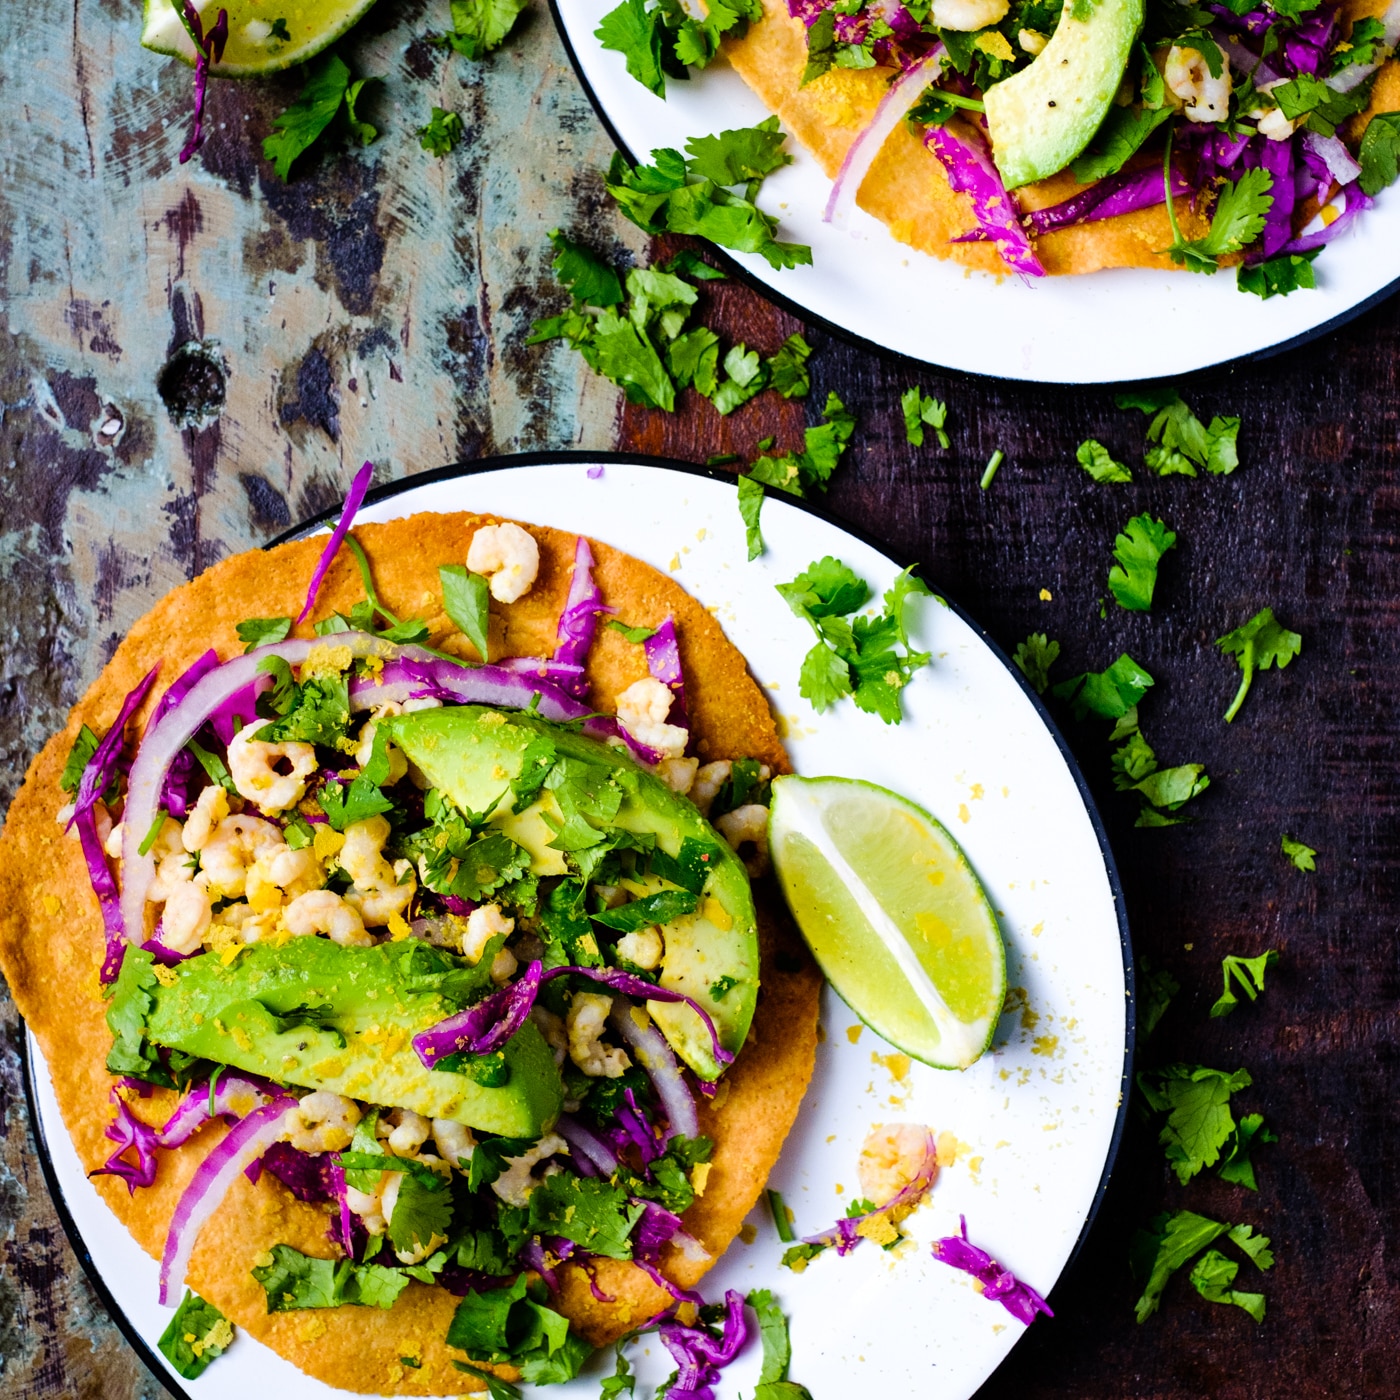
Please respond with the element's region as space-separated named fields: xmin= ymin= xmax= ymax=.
xmin=2 ymin=3 xmax=1398 ymax=1397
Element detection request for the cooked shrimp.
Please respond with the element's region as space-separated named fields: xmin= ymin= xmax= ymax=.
xmin=463 ymin=903 xmax=514 ymax=962
xmin=655 ymin=756 xmax=699 ymax=795
xmin=930 ymin=0 xmax=1008 ymax=29
xmin=466 ymin=522 xmax=540 ymax=604
xmin=199 ymin=814 xmax=286 ymax=900
xmin=689 ymin=761 xmax=732 ymax=817
xmin=227 ymin=718 xmax=317 ymax=813
xmin=857 ymin=1122 xmax=938 ymax=1207
xmin=339 ymin=815 xmax=416 ymax=926
xmin=386 ymin=1109 xmax=432 ymax=1157
xmin=245 ymin=846 xmax=324 ymax=909
xmin=283 ymin=1091 xmax=362 ymax=1154
xmin=567 ymin=993 xmax=631 ymax=1079
xmin=160 ymin=881 xmax=213 ymax=954
xmin=146 ymin=818 xmax=199 ymax=902
xmin=282 ymin=889 xmax=372 ymax=947
xmin=182 ymin=784 xmax=229 ymax=853
xmin=615 ymin=677 xmax=687 ymax=760
xmin=1166 ymin=44 xmax=1233 ymax=123
xmin=715 ymin=803 xmax=770 ymax=877
xmin=491 ymin=1134 xmax=568 ymax=1207
xmin=432 ymin=1118 xmax=477 ymax=1168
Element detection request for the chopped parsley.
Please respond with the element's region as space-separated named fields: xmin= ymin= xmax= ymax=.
xmin=604 ymin=119 xmax=811 ymax=270
xmin=1076 ymin=439 xmax=1131 ymax=483
xmin=1237 ymin=249 xmax=1321 ymax=300
xmin=419 ymin=106 xmax=464 ymax=156
xmin=901 ymin=387 xmax=950 ymax=448
xmin=262 ymin=54 xmax=377 ymax=182
xmin=1012 ymin=632 xmax=1059 ymax=695
xmin=1107 ymin=513 xmax=1177 ymax=613
xmin=1215 ymin=606 xmax=1302 ymax=722
xmin=1210 ymin=950 xmax=1279 ymax=1019
xmin=596 ymin=0 xmax=760 ymax=96
xmin=776 ymin=557 xmax=932 ymax=723
xmin=441 ymin=0 xmax=529 ymax=60
xmin=157 ymin=1290 xmax=234 ymax=1380
xmin=1281 ymin=833 xmax=1316 ymax=872
xmin=1115 ymin=388 xmax=1239 ymax=477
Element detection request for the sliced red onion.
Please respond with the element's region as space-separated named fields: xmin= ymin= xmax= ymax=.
xmin=72 ymin=666 xmax=161 ymax=825
xmin=923 ymin=122 xmax=1046 ymax=277
xmin=931 ymin=1216 xmax=1054 ymax=1324
xmin=177 ymin=3 xmax=228 ymax=164
xmin=643 ymin=616 xmax=689 ymax=732
xmin=159 ymin=1095 xmax=299 ymax=1304
xmin=92 ymin=1088 xmax=161 ymax=1194
xmin=496 ymin=655 xmax=589 ymax=694
xmin=1216 ymin=31 xmax=1282 ymax=87
xmin=1275 ymin=178 xmax=1372 ymax=254
xmin=295 ymin=460 xmax=374 ymax=624
xmin=610 ymin=1001 xmax=698 ymax=1142
xmin=412 ymin=959 xmax=544 ymax=1065
xmin=552 ymin=535 xmax=609 ymax=687
xmin=1302 ymin=130 xmax=1360 ymax=188
xmin=157 ymin=1074 xmax=275 ymax=1151
xmin=825 ymin=46 xmax=946 ymax=226
xmin=657 ymin=1288 xmax=750 ymax=1395
xmin=802 ymin=1127 xmax=938 ymax=1256
xmin=586 ymin=465 xmax=605 ymax=480
xmin=555 ymin=1115 xmax=620 ymax=1176
xmin=152 ymin=650 xmax=220 ymax=818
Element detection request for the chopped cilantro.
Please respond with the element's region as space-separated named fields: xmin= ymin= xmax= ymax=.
xmin=1052 ymin=652 xmax=1154 ymax=721
xmin=1115 ymin=387 xmax=1239 ymax=477
xmin=419 ymin=106 xmax=464 ymax=156
xmin=979 ymin=449 xmax=1005 ymax=490
xmin=1164 ymin=158 xmax=1273 ymax=274
xmin=1012 ymin=632 xmax=1059 ymax=695
xmin=157 ymin=1290 xmax=234 ymax=1380
xmin=1270 ymin=72 xmax=1374 ymax=137
xmin=1137 ymin=956 xmax=1179 ymax=1040
xmin=443 ymin=0 xmax=529 ymax=60
xmin=901 ymin=387 xmax=950 ymax=448
xmin=600 ymin=1340 xmax=636 ymax=1400
xmin=1138 ymin=1063 xmax=1268 ymax=1186
xmin=546 ymin=229 xmax=625 ymax=308
xmin=592 ymin=888 xmax=698 ymax=932
xmin=606 ymin=619 xmax=658 ymax=644
xmin=604 ymin=120 xmax=811 ymax=270
xmin=1281 ymin=833 xmax=1316 ymax=872
xmin=767 ymin=1188 xmax=796 ymax=1243
xmin=1076 ymin=439 xmax=1131 ymax=483
xmin=251 ymin=1243 xmax=424 ymax=1312
xmin=1228 ymin=1222 xmax=1275 ymax=1270
xmin=596 ymin=0 xmax=759 ymax=96
xmin=1215 ymin=607 xmax=1302 ymax=722
xmin=1130 ymin=1210 xmax=1230 ymax=1322
xmin=1108 ymin=513 xmax=1177 ymax=613
xmin=1189 ymin=1249 xmax=1265 ymax=1322
xmin=780 ymin=1241 xmax=827 ymax=1271
xmin=749 ymin=1289 xmax=814 ymax=1400
xmin=236 ymin=616 xmax=292 ymax=651
xmin=262 ymin=54 xmax=377 ymax=182
xmin=1360 ymin=111 xmax=1400 ymax=196
xmin=445 ymin=1275 xmax=589 ymax=1384
xmin=1071 ymin=104 xmax=1173 ymax=182
xmin=737 ymin=473 xmax=767 ymax=560
xmin=440 ymin=564 xmax=492 ymax=661
xmin=387 ymin=1165 xmax=454 ymax=1256
xmin=59 ymin=725 xmax=101 ymax=794
xmin=526 ymin=1172 xmax=643 ymax=1258
xmin=1237 ymin=249 xmax=1320 ymax=300
xmin=1331 ymin=17 xmax=1387 ymax=73
xmin=768 ymin=333 xmax=813 ymax=399
xmin=1210 ymin=950 xmax=1279 ymax=1019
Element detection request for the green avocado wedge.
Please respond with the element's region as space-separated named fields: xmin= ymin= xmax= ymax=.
xmin=140 ymin=939 xmax=565 ymax=1138
xmin=983 ymin=0 xmax=1145 ymax=190
xmin=384 ymin=707 xmax=759 ymax=1082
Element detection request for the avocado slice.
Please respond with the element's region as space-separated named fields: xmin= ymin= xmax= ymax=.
xmin=143 ymin=938 xmax=564 ymax=1138
xmin=983 ymin=0 xmax=1144 ymax=190
xmin=384 ymin=707 xmax=759 ymax=1081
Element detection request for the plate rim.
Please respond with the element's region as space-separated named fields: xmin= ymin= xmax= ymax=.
xmin=543 ymin=0 xmax=1400 ymax=386
xmin=21 ymin=449 xmax=1136 ymax=1398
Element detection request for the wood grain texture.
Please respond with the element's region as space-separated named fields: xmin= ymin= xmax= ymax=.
xmin=1 ymin=0 xmax=1398 ymax=1396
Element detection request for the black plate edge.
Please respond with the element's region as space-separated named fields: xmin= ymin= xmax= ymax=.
xmin=542 ymin=0 xmax=1400 ymax=389
xmin=23 ymin=449 xmax=1135 ymax=1399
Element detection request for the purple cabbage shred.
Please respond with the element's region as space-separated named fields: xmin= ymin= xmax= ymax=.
xmin=931 ymin=1216 xmax=1054 ymax=1325
xmin=296 ymin=461 xmax=375 ymax=624
xmin=657 ymin=1288 xmax=751 ymax=1400
xmin=177 ymin=4 xmax=229 ymax=165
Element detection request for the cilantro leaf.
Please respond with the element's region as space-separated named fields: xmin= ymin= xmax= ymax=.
xmin=1281 ymin=833 xmax=1316 ymax=872
xmin=1111 ymin=728 xmax=1158 ymax=790
xmin=592 ymin=888 xmax=698 ymax=932
xmin=1076 ymin=439 xmax=1131 ymax=483
xmin=768 ymin=333 xmax=812 ymax=399
xmin=781 ymin=1241 xmax=828 ymax=1271
xmin=263 ymin=55 xmax=377 ymax=182
xmin=901 ymin=387 xmax=950 ymax=449
xmin=59 ymin=725 xmax=101 ymax=794
xmin=777 ymin=556 xmax=870 ymax=620
xmin=1331 ymin=17 xmax=1387 ymax=74
xmin=157 ymin=1291 xmax=233 ymax=1380
xmin=1215 ymin=606 xmax=1302 ymax=722
xmin=1227 ymin=1223 xmax=1275 ymax=1270
xmin=1137 ymin=956 xmax=1179 ymax=1040
xmin=1134 ymin=763 xmax=1209 ymax=815
xmin=440 ymin=564 xmax=492 ymax=662
xmin=526 ymin=1172 xmax=644 ymax=1258
xmin=606 ymin=619 xmax=658 ymax=644
xmin=798 ymin=640 xmax=854 ymax=710
xmin=387 ymin=1166 xmax=454 ymax=1255
xmin=1052 ymin=653 xmax=1155 ymax=721
xmin=685 ymin=118 xmax=792 ymax=186
xmin=600 ymin=1340 xmax=636 ymax=1400
xmin=1210 ymin=950 xmax=1279 ymax=1018
xmin=547 ymin=230 xmax=625 ymax=308
xmin=419 ymin=106 xmax=464 ymax=156
xmin=1130 ymin=1210 xmax=1231 ymax=1322
xmin=710 ymin=343 xmax=768 ymax=415
xmin=1012 ymin=633 xmax=1060 ymax=694
xmin=596 ymin=0 xmax=671 ymax=95
xmin=1071 ymin=103 xmax=1174 ymax=182
xmin=737 ymin=473 xmax=767 ymax=560
xmin=260 ymin=664 xmax=350 ymax=747
xmin=1237 ymin=249 xmax=1320 ymax=300
xmin=1270 ymin=72 xmax=1374 ymax=138
xmin=1115 ymin=389 xmax=1238 ymax=476
xmin=236 ymin=616 xmax=293 ymax=652
xmin=749 ymin=1289 xmax=814 ymax=1400
xmin=1108 ymin=513 xmax=1177 ymax=612
xmin=1217 ymin=1111 xmax=1278 ymax=1191
xmin=1360 ymin=111 xmax=1400 ymax=196
xmin=597 ymin=0 xmax=758 ymax=95
xmin=446 ymin=0 xmax=528 ymax=60
xmin=445 ymin=1274 xmax=576 ymax=1368
xmin=1189 ymin=1249 xmax=1266 ymax=1322
xmin=1138 ymin=1063 xmax=1254 ymax=1184
xmin=1165 ymin=167 xmax=1273 ymax=273
xmin=251 ymin=1243 xmax=415 ymax=1312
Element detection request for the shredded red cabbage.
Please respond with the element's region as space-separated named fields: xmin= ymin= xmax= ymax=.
xmin=787 ymin=0 xmax=926 ymax=69
xmin=496 ymin=654 xmax=589 ymax=695
xmin=644 ymin=616 xmax=688 ymax=731
xmin=296 ymin=460 xmax=375 ymax=624
xmin=177 ymin=4 xmax=228 ymax=165
xmin=615 ymin=1085 xmax=661 ymax=1166
xmin=1275 ymin=178 xmax=1372 ymax=255
xmin=254 ymin=1141 xmax=340 ymax=1203
xmin=657 ymin=1288 xmax=751 ymax=1400
xmin=1026 ymin=166 xmax=1192 ymax=236
xmin=931 ymin=1215 xmax=1054 ymax=1325
xmin=610 ymin=998 xmax=698 ymax=1141
xmin=552 ymin=535 xmax=608 ymax=690
xmin=587 ymin=465 xmax=605 ymax=480
xmin=92 ymin=1089 xmax=161 ymax=1194
xmin=555 ymin=1115 xmax=620 ymax=1176
xmin=922 ymin=123 xmax=1045 ymax=276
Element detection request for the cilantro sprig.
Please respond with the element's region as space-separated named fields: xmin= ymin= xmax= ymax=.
xmin=596 ymin=0 xmax=760 ymax=96
xmin=440 ymin=0 xmax=529 ymax=60
xmin=776 ymin=558 xmax=932 ymax=723
xmin=1138 ymin=1063 xmax=1274 ymax=1188
xmin=263 ymin=54 xmax=377 ymax=182
xmin=1012 ymin=632 xmax=1060 ymax=695
xmin=1210 ymin=950 xmax=1279 ymax=1018
xmin=1215 ymin=606 xmax=1302 ymax=722
xmin=1108 ymin=513 xmax=1177 ymax=612
xmin=1280 ymin=833 xmax=1316 ymax=872
xmin=1115 ymin=388 xmax=1239 ymax=477
xmin=1131 ymin=1212 xmax=1273 ymax=1323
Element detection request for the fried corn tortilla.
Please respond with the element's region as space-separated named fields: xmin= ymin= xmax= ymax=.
xmin=724 ymin=0 xmax=1397 ymax=276
xmin=0 ymin=509 xmax=822 ymax=1396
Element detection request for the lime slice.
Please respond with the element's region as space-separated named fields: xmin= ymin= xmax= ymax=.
xmin=142 ymin=0 xmax=380 ymax=78
xmin=768 ymin=776 xmax=1005 ymax=1070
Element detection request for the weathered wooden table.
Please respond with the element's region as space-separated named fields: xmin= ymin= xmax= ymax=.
xmin=2 ymin=2 xmax=1397 ymax=1396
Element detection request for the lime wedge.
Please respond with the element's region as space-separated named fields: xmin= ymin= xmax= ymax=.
xmin=768 ymin=776 xmax=1005 ymax=1070
xmin=142 ymin=0 xmax=380 ymax=78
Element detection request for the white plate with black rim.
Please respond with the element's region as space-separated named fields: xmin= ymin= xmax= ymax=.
xmin=25 ymin=454 xmax=1132 ymax=1398
xmin=547 ymin=2 xmax=1400 ymax=384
